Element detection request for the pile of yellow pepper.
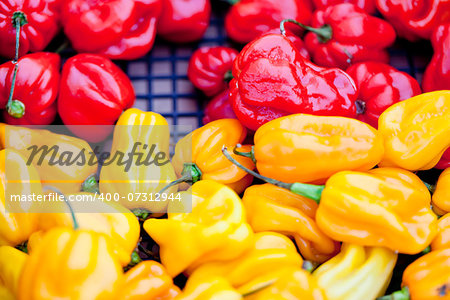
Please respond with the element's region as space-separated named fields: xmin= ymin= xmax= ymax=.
xmin=0 ymin=90 xmax=449 ymax=300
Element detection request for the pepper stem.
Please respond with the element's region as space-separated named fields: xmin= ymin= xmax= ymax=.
xmin=280 ymin=19 xmax=332 ymax=43
xmin=422 ymin=181 xmax=436 ymax=194
xmin=233 ymin=143 xmax=256 ymax=163
xmin=44 ymin=186 xmax=79 ymax=230
xmin=222 ymin=146 xmax=323 ymax=203
xmin=81 ymin=174 xmax=100 ymax=194
xmin=377 ymin=287 xmax=410 ymax=300
xmin=241 ymin=280 xmax=275 ymax=297
xmin=224 ymin=70 xmax=233 ymax=83
xmin=158 ymin=163 xmax=202 ymax=194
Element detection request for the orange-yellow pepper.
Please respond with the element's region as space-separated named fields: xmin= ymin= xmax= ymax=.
xmin=378 ymin=90 xmax=450 ymax=170
xmin=171 ymin=119 xmax=254 ymax=194
xmin=18 ymin=227 xmax=123 ymax=300
xmin=0 ymin=149 xmax=41 ymax=246
xmin=432 ymin=168 xmax=450 ymax=214
xmin=252 ymin=113 xmax=384 ymax=184
xmin=316 ymin=167 xmax=437 ymax=254
xmin=0 ymin=246 xmax=28 ymax=300
xmin=100 ymin=108 xmax=177 ymax=213
xmin=431 ymin=213 xmax=450 ymax=251
xmin=143 ymin=180 xmax=253 ymax=277
xmin=242 ymin=184 xmax=339 ymax=263
xmin=177 ymin=275 xmax=242 ymax=300
xmin=119 ymin=260 xmax=180 ymax=300
xmin=0 ymin=123 xmax=98 ymax=194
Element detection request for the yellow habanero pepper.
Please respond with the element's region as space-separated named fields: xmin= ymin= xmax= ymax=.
xmin=248 ymin=114 xmax=384 ymax=184
xmin=0 ymin=123 xmax=98 ymax=194
xmin=170 ymin=119 xmax=254 ymax=194
xmin=27 ymin=194 xmax=140 ymax=266
xmin=0 ymin=149 xmax=41 ymax=246
xmin=100 ymin=108 xmax=177 ymax=213
xmin=177 ymin=275 xmax=242 ymax=300
xmin=242 ymin=184 xmax=340 ymax=263
xmin=0 ymin=246 xmax=28 ymax=299
xmin=431 ymin=213 xmax=450 ymax=251
xmin=313 ymin=243 xmax=397 ymax=300
xmin=378 ymin=90 xmax=450 ymax=170
xmin=432 ymin=168 xmax=450 ymax=214
xmin=143 ymin=180 xmax=253 ymax=277
xmin=18 ymin=227 xmax=123 ymax=300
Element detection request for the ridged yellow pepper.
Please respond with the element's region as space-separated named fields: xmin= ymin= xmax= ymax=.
xmin=143 ymin=180 xmax=253 ymax=277
xmin=18 ymin=227 xmax=123 ymax=300
xmin=242 ymin=184 xmax=340 ymax=263
xmin=0 ymin=123 xmax=98 ymax=194
xmin=189 ymin=232 xmax=303 ymax=287
xmin=171 ymin=119 xmax=254 ymax=194
xmin=313 ymin=243 xmax=397 ymax=300
xmin=177 ymin=274 xmax=242 ymax=300
xmin=252 ymin=113 xmax=384 ymax=184
xmin=100 ymin=108 xmax=177 ymax=213
xmin=0 ymin=149 xmax=41 ymax=246
xmin=431 ymin=213 xmax=450 ymax=251
xmin=378 ymin=90 xmax=450 ymax=170
xmin=432 ymin=168 xmax=450 ymax=214
xmin=27 ymin=194 xmax=140 ymax=266
xmin=0 ymin=246 xmax=27 ymax=299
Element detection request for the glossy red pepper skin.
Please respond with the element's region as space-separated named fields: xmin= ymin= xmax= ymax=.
xmin=376 ymin=0 xmax=450 ymax=41
xmin=58 ymin=54 xmax=135 ymax=142
xmin=304 ymin=4 xmax=395 ymax=69
xmin=188 ymin=47 xmax=238 ymax=97
xmin=264 ymin=29 xmax=310 ymax=60
xmin=346 ymin=62 xmax=421 ymax=129
xmin=0 ymin=52 xmax=59 ymax=125
xmin=62 ymin=0 xmax=161 ymax=60
xmin=436 ymin=149 xmax=450 ymax=170
xmin=202 ymin=89 xmax=237 ymax=124
xmin=313 ymin=0 xmax=376 ymax=14
xmin=0 ymin=0 xmax=61 ymax=59
xmin=230 ymin=34 xmax=358 ymax=131
xmin=423 ymin=24 xmax=450 ymax=93
xmin=157 ymin=0 xmax=210 ymax=43
xmin=225 ymin=0 xmax=313 ymax=44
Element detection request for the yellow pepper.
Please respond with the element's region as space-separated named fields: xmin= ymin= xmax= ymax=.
xmin=313 ymin=243 xmax=397 ymax=300
xmin=171 ymin=119 xmax=254 ymax=194
xmin=250 ymin=113 xmax=384 ymax=184
xmin=177 ymin=274 xmax=242 ymax=300
xmin=0 ymin=149 xmax=41 ymax=246
xmin=432 ymin=168 xmax=450 ymax=214
xmin=188 ymin=232 xmax=303 ymax=287
xmin=0 ymin=123 xmax=98 ymax=194
xmin=143 ymin=180 xmax=253 ymax=277
xmin=431 ymin=213 xmax=450 ymax=251
xmin=18 ymin=227 xmax=123 ymax=300
xmin=0 ymin=246 xmax=28 ymax=299
xmin=378 ymin=90 xmax=450 ymax=170
xmin=100 ymin=108 xmax=177 ymax=213
xmin=242 ymin=184 xmax=340 ymax=263
xmin=27 ymin=194 xmax=140 ymax=266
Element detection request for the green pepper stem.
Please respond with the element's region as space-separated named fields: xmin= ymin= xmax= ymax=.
xmin=223 ymin=0 xmax=240 ymax=4
xmin=44 ymin=186 xmax=79 ymax=230
xmin=377 ymin=287 xmax=410 ymax=300
xmin=224 ymin=70 xmax=233 ymax=83
xmin=422 ymin=181 xmax=436 ymax=194
xmin=222 ymin=146 xmax=323 ymax=203
xmin=241 ymin=280 xmax=275 ymax=297
xmin=158 ymin=163 xmax=202 ymax=194
xmin=280 ymin=19 xmax=332 ymax=43
xmin=233 ymin=143 xmax=256 ymax=164
xmin=132 ymin=208 xmax=150 ymax=221
xmin=81 ymin=174 xmax=100 ymax=194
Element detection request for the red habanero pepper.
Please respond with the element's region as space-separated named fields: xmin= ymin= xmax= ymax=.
xmin=157 ymin=0 xmax=211 ymax=43
xmin=436 ymin=150 xmax=450 ymax=170
xmin=58 ymin=54 xmax=135 ymax=143
xmin=0 ymin=53 xmax=60 ymax=125
xmin=376 ymin=0 xmax=450 ymax=41
xmin=203 ymin=89 xmax=237 ymax=125
xmin=230 ymin=33 xmax=358 ymax=131
xmin=264 ymin=28 xmax=310 ymax=60
xmin=188 ymin=46 xmax=238 ymax=97
xmin=313 ymin=0 xmax=376 ymax=14
xmin=346 ymin=62 xmax=421 ymax=129
xmin=291 ymin=3 xmax=396 ymax=69
xmin=0 ymin=0 xmax=61 ymax=59
xmin=62 ymin=0 xmax=162 ymax=60
xmin=225 ymin=0 xmax=313 ymax=44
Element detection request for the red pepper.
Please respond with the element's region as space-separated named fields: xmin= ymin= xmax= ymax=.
xmin=295 ymin=3 xmax=396 ymax=69
xmin=58 ymin=54 xmax=135 ymax=142
xmin=225 ymin=0 xmax=313 ymax=44
xmin=0 ymin=0 xmax=61 ymax=59
xmin=312 ymin=0 xmax=376 ymax=14
xmin=157 ymin=0 xmax=211 ymax=43
xmin=264 ymin=29 xmax=310 ymax=60
xmin=436 ymin=150 xmax=450 ymax=169
xmin=188 ymin=46 xmax=238 ymax=97
xmin=0 ymin=52 xmax=60 ymax=125
xmin=376 ymin=0 xmax=450 ymax=41
xmin=230 ymin=33 xmax=358 ymax=131
xmin=202 ymin=89 xmax=237 ymax=124
xmin=62 ymin=0 xmax=162 ymax=60
xmin=346 ymin=62 xmax=421 ymax=129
